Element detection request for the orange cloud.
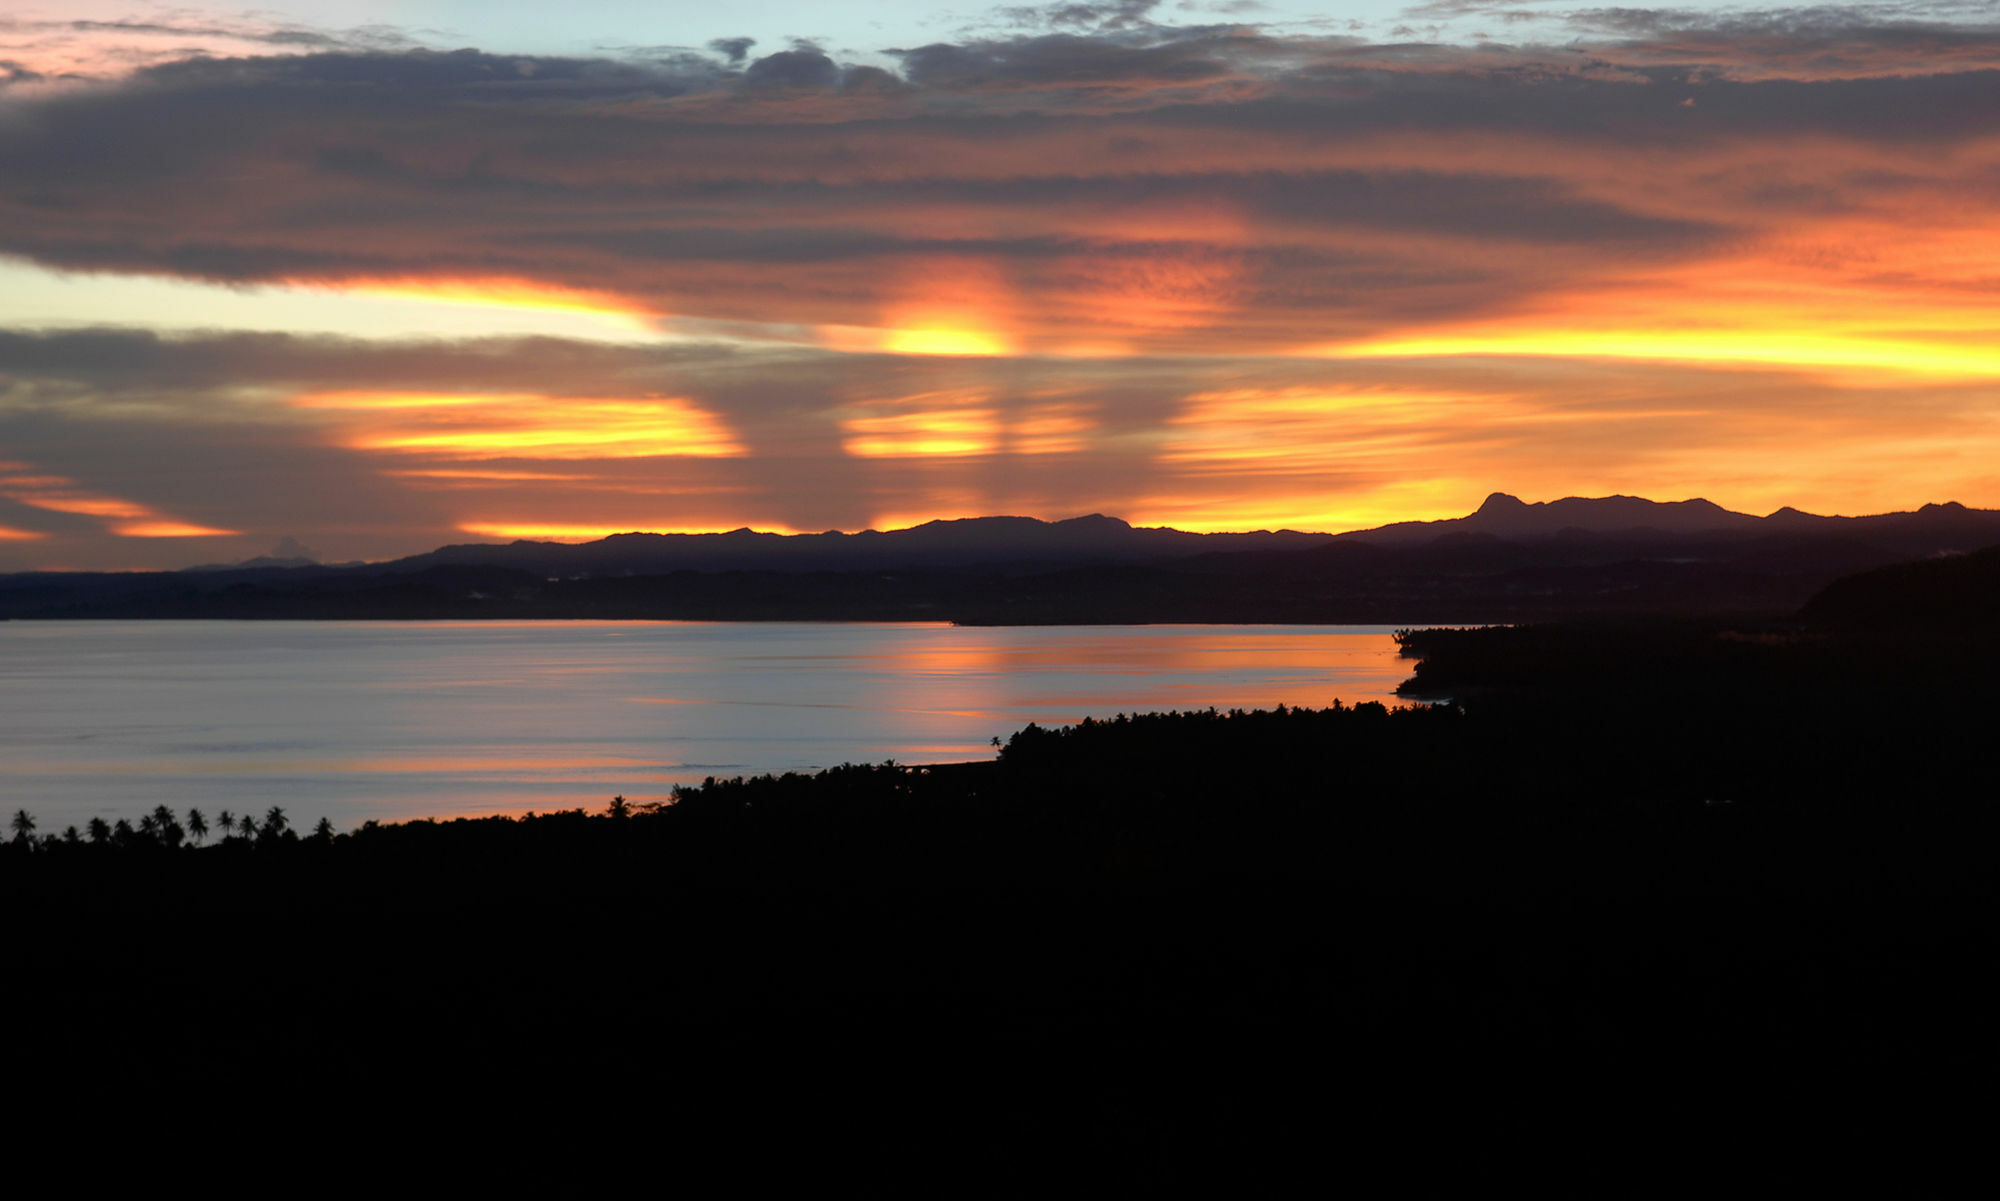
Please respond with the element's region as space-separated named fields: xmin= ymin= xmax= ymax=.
xmin=820 ymin=256 xmax=1018 ymax=356
xmin=1127 ymin=385 xmax=1515 ymax=530
xmin=1047 ymin=245 xmax=1246 ymax=335
xmin=383 ymin=469 xmax=595 ymax=482
xmin=12 ymin=495 xmax=153 ymax=519
xmin=113 ymin=520 xmax=242 ymax=538
xmin=0 ymin=464 xmax=239 ymax=538
xmin=1321 ymin=215 xmax=2000 ymax=386
xmin=298 ymin=392 xmax=746 ymax=460
xmin=457 ymin=521 xmax=805 ymax=540
xmin=1009 ymin=403 xmax=1097 ymax=456
xmin=836 ymin=391 xmax=1100 ymax=459
xmin=1157 ymin=385 xmax=1515 ymax=468
xmin=842 ymin=401 xmax=1000 ymax=458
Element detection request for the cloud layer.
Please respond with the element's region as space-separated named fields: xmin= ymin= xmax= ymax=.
xmin=3 ymin=6 xmax=1999 ymax=567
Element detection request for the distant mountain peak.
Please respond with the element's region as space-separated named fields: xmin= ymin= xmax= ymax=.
xmin=1340 ymin=490 xmax=1767 ymax=544
xmin=1056 ymin=513 xmax=1132 ymax=530
xmin=181 ymin=534 xmax=325 ymax=573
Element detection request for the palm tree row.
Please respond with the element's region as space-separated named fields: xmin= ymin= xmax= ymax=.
xmin=6 ymin=804 xmax=334 ymax=853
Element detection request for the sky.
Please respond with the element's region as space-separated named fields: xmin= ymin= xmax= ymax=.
xmin=3 ymin=1 xmax=1999 ymax=569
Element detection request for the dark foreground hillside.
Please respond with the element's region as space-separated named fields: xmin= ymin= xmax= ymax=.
xmin=8 ymin=620 xmax=1997 ymax=1189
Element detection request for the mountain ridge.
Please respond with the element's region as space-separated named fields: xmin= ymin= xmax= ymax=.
xmin=390 ymin=511 xmax=1334 ymax=577
xmin=380 ymin=493 xmax=2000 ymax=576
xmin=6 ymin=491 xmax=1999 ymax=623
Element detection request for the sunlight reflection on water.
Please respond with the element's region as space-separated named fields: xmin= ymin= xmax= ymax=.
xmin=1 ymin=620 xmax=1420 ymax=830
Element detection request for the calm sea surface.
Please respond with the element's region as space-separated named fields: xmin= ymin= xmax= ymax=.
xmin=1 ymin=621 xmax=1421 ymax=832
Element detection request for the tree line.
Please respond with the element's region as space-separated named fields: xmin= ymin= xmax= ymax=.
xmin=6 ymin=802 xmax=332 ymax=854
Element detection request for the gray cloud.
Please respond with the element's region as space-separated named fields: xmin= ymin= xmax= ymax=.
xmin=743 ymin=47 xmax=842 ymax=89
xmin=0 ymin=22 xmax=1987 ymax=361
xmin=998 ymin=2 xmax=1168 ymax=31
xmin=708 ymin=37 xmax=757 ymax=65
xmin=892 ymin=30 xmax=1240 ymax=88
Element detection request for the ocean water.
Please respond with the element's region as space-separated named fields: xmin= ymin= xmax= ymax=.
xmin=0 ymin=620 xmax=1421 ymax=832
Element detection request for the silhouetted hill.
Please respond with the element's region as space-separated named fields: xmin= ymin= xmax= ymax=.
xmin=1336 ymin=491 xmax=2000 ymax=551
xmin=1799 ymin=542 xmax=2000 ymax=630
xmin=183 ymin=554 xmax=321 ymax=572
xmin=395 ymin=512 xmax=1333 ymax=576
xmin=1336 ymin=491 xmax=1762 ymax=542
xmin=7 ymin=494 xmax=2000 ymax=621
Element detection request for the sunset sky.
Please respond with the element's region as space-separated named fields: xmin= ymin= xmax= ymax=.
xmin=4 ymin=0 xmax=1999 ymax=569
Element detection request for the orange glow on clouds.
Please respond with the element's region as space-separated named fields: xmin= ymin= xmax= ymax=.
xmin=112 ymin=521 xmax=242 ymax=538
xmin=839 ymin=394 xmax=1098 ymax=458
xmin=866 ymin=504 xmax=987 ymax=534
xmin=1333 ymin=330 xmax=2000 ymax=381
xmin=297 ymin=392 xmax=745 ymax=460
xmin=458 ymin=522 xmax=805 ymax=541
xmin=842 ymin=397 xmax=999 ymax=458
xmin=1052 ymin=243 xmax=1245 ymax=335
xmin=1322 ymin=218 xmax=2000 ymax=385
xmin=15 ymin=495 xmax=152 ymax=519
xmin=882 ymin=327 xmax=1014 ymax=356
xmin=292 ymin=393 xmax=495 ymax=411
xmin=1158 ymin=386 xmax=1513 ymax=469
xmin=1133 ymin=480 xmax=1488 ymax=537
xmin=0 ymin=463 xmax=238 ymax=538
xmin=820 ymin=256 xmax=1017 ymax=356
xmin=819 ymin=324 xmax=1014 ymax=357
xmin=1010 ymin=404 xmax=1096 ymax=456
xmin=1131 ymin=385 xmax=1555 ymax=531
xmin=384 ymin=468 xmax=593 ymax=481
xmin=0 ymin=525 xmax=46 ymax=541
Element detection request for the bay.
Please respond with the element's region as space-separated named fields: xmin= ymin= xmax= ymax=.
xmin=0 ymin=620 xmax=1421 ymax=832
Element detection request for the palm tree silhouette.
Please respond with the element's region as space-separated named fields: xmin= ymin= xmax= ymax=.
xmin=9 ymin=809 xmax=35 ymax=845
xmin=151 ymin=805 xmax=184 ymax=848
xmin=187 ymin=808 xmax=209 ymax=845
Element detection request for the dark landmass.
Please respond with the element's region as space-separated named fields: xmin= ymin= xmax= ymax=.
xmin=401 ymin=510 xmax=1332 ymax=574
xmin=8 ymin=492 xmax=2000 ymax=622
xmin=1799 ymin=539 xmax=2000 ymax=630
xmin=9 ymin=564 xmax=2000 ymax=1186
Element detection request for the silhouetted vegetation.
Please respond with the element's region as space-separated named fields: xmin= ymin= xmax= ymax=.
xmin=8 ymin=605 xmax=1999 ymax=1189
xmin=15 ymin=529 xmax=2000 ymax=1181
xmin=3 ymin=803 xmax=309 ymax=856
